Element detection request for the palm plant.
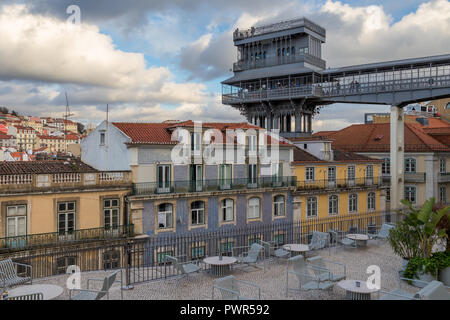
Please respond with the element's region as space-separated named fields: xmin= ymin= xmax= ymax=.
xmin=398 ymin=198 xmax=449 ymax=258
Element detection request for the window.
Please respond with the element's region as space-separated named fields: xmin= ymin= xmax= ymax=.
xmin=248 ymin=197 xmax=261 ymax=219
xmin=191 ymin=201 xmax=205 ymax=225
xmin=99 ymin=131 xmax=105 ymax=146
xmin=248 ymin=135 xmax=257 ymax=153
xmin=158 ymin=203 xmax=173 ymax=229
xmin=306 ymin=167 xmax=315 ymax=181
xmin=221 ymin=241 xmax=234 ymax=256
xmin=348 ymin=194 xmax=358 ymax=213
xmin=191 ymin=246 xmax=206 ymax=260
xmin=440 ymin=186 xmax=446 ymax=204
xmin=219 ymin=164 xmax=232 ymax=189
xmin=190 ymin=164 xmax=203 ymax=191
xmin=382 ymin=158 xmax=390 ymax=175
xmin=386 ymin=187 xmax=391 ymax=202
xmin=328 ymin=195 xmax=338 ymax=215
xmin=6 ymin=205 xmax=27 ymax=237
xmin=56 ymin=256 xmax=76 ymax=274
xmin=327 ymin=166 xmax=336 ymax=182
xmin=104 ymin=198 xmax=119 ymax=229
xmin=446 ymin=102 xmax=450 ymax=109
xmin=440 ymin=158 xmax=446 ymax=174
xmin=366 ymin=165 xmax=374 ymax=179
xmin=404 ymin=186 xmax=416 ymax=203
xmin=157 ymin=250 xmax=174 ymax=264
xmin=347 ymin=165 xmax=355 ymax=181
xmin=248 ymin=164 xmax=258 ymax=186
xmin=221 ymin=199 xmax=234 ymax=222
xmin=274 ymin=195 xmax=285 ymax=216
xmin=405 ymin=158 xmax=416 ymax=173
xmin=103 ymin=250 xmax=120 ymax=269
xmin=273 ymin=233 xmax=285 ymax=245
xmin=191 ymin=132 xmax=201 ymax=152
xmin=306 ymin=197 xmax=317 ymax=218
xmin=367 ymin=192 xmax=376 ymax=211
xmin=58 ymin=202 xmax=75 ymax=235
xmin=157 ymin=165 xmax=171 ymax=192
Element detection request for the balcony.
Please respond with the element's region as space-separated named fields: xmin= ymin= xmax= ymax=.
xmin=404 ymin=172 xmax=426 ymax=183
xmin=0 ymin=224 xmax=134 ymax=252
xmin=438 ymin=173 xmax=450 ymax=182
xmin=133 ymin=176 xmax=297 ymax=196
xmin=0 ymin=171 xmax=132 ymax=194
xmin=296 ymin=177 xmax=386 ymax=191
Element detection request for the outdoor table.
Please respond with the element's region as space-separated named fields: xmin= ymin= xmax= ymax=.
xmin=346 ymin=234 xmax=369 ymax=247
xmin=203 ymin=256 xmax=237 ymax=277
xmin=8 ymin=284 xmax=64 ymax=300
xmin=337 ymin=280 xmax=379 ymax=300
xmin=282 ymin=244 xmax=310 ymax=256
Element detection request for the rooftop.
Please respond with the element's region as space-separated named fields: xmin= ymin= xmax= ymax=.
xmin=0 ymin=160 xmax=98 ymax=175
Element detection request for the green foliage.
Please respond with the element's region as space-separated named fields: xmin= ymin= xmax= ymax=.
xmin=387 ymin=221 xmax=421 ymax=259
xmin=397 ymin=198 xmax=449 ymax=258
xmin=403 ymin=251 xmax=450 ymax=280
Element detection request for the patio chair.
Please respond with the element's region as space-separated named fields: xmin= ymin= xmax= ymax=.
xmin=308 ymin=231 xmax=330 ymax=255
xmin=378 ymin=278 xmax=450 ymax=300
xmin=233 ymin=243 xmax=265 ymax=271
xmin=0 ymin=258 xmax=32 ymax=289
xmin=69 ymin=270 xmax=123 ymax=300
xmin=259 ymin=240 xmax=290 ymax=264
xmin=307 ymin=256 xmax=346 ymax=282
xmin=368 ymin=223 xmax=394 ymax=244
xmin=164 ymin=255 xmax=201 ymax=280
xmin=212 ymin=275 xmax=261 ymax=300
xmin=285 ymin=255 xmax=334 ymax=297
xmin=5 ymin=292 xmax=43 ymax=300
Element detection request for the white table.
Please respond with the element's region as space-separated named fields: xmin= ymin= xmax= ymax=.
xmin=8 ymin=284 xmax=64 ymax=300
xmin=283 ymin=244 xmax=310 ymax=256
xmin=337 ymin=280 xmax=379 ymax=300
xmin=203 ymin=256 xmax=237 ymax=277
xmin=346 ymin=234 xmax=369 ymax=247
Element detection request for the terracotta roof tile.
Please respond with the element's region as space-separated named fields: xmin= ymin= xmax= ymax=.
xmin=0 ymin=160 xmax=98 ymax=175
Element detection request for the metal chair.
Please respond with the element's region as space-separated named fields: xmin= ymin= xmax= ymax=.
xmin=259 ymin=240 xmax=290 ymax=265
xmin=368 ymin=223 xmax=394 ymax=244
xmin=307 ymin=256 xmax=346 ymax=282
xmin=233 ymin=243 xmax=265 ymax=271
xmin=69 ymin=270 xmax=123 ymax=300
xmin=378 ymin=278 xmax=450 ymax=300
xmin=285 ymin=255 xmax=334 ymax=297
xmin=308 ymin=231 xmax=330 ymax=255
xmin=5 ymin=292 xmax=43 ymax=300
xmin=212 ymin=275 xmax=261 ymax=300
xmin=164 ymin=255 xmax=201 ymax=280
xmin=0 ymin=258 xmax=32 ymax=289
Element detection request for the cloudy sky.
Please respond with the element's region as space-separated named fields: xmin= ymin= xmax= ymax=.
xmin=0 ymin=0 xmax=450 ymax=131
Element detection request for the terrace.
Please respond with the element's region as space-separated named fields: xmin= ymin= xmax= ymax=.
xmin=4 ymin=211 xmax=440 ymax=300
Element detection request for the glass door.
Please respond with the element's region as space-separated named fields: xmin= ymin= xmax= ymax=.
xmin=190 ymin=164 xmax=203 ymax=191
xmin=248 ymin=164 xmax=258 ymax=188
xmin=157 ymin=165 xmax=171 ymax=193
xmin=219 ymin=164 xmax=232 ymax=190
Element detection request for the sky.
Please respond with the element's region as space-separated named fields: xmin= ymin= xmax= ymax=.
xmin=0 ymin=0 xmax=449 ymax=132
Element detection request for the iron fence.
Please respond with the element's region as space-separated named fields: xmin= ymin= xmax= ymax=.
xmin=1 ymin=211 xmax=399 ymax=285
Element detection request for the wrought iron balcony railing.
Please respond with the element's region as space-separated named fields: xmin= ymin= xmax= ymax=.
xmin=0 ymin=224 xmax=134 ymax=252
xmin=296 ymin=177 xmax=386 ymax=191
xmin=133 ymin=177 xmax=297 ymax=196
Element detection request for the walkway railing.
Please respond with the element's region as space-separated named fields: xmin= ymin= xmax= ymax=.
xmin=296 ymin=177 xmax=387 ymax=190
xmin=233 ymin=54 xmax=326 ymax=71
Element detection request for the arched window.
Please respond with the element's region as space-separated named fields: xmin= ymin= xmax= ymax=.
xmin=274 ymin=195 xmax=285 ymax=216
xmin=221 ymin=199 xmax=234 ymax=222
xmin=446 ymin=102 xmax=450 ymax=109
xmin=405 ymin=158 xmax=416 ymax=173
xmin=158 ymin=203 xmax=173 ymax=229
xmin=328 ymin=195 xmax=338 ymax=215
xmin=367 ymin=192 xmax=376 ymax=211
xmin=191 ymin=201 xmax=205 ymax=225
xmin=248 ymin=197 xmax=260 ymax=219
xmin=349 ymin=194 xmax=358 ymax=213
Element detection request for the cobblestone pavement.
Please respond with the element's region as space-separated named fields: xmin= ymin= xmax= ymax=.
xmin=33 ymin=242 xmax=419 ymax=300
